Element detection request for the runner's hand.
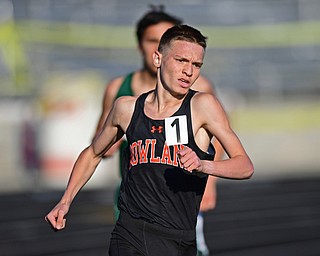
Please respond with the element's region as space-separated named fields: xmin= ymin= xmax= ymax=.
xmin=45 ymin=202 xmax=69 ymax=231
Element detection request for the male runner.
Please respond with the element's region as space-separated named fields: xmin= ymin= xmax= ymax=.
xmin=95 ymin=7 xmax=223 ymax=254
xmin=45 ymin=24 xmax=254 ymax=256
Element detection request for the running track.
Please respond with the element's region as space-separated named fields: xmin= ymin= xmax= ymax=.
xmin=1 ymin=177 xmax=320 ymax=256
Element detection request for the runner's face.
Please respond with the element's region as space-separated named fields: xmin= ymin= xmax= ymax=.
xmin=157 ymin=40 xmax=204 ymax=96
xmin=139 ymin=22 xmax=175 ymax=76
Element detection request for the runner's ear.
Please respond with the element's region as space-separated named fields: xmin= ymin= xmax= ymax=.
xmin=153 ymin=51 xmax=161 ymax=67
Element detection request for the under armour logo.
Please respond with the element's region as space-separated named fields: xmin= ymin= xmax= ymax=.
xmin=151 ymin=126 xmax=163 ymax=133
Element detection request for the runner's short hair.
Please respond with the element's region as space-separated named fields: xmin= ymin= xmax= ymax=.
xmin=158 ymin=24 xmax=207 ymax=53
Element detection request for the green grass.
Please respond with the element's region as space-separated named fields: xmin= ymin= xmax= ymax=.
xmin=14 ymin=20 xmax=320 ymax=49
xmin=231 ymin=102 xmax=320 ymax=132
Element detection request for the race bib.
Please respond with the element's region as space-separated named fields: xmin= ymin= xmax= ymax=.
xmin=165 ymin=115 xmax=188 ymax=146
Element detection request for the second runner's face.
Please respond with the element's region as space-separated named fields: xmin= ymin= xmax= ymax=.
xmin=157 ymin=40 xmax=205 ymax=96
xmin=139 ymin=22 xmax=175 ymax=76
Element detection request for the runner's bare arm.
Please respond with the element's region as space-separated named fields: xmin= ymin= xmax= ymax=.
xmin=94 ymin=77 xmax=126 ymax=156
xmin=45 ymin=96 xmax=134 ymax=230
xmin=179 ymin=93 xmax=254 ymax=179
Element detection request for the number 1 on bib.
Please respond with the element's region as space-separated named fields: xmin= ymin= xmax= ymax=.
xmin=165 ymin=115 xmax=188 ymax=146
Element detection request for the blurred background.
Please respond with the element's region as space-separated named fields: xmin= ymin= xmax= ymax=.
xmin=0 ymin=0 xmax=320 ymax=255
